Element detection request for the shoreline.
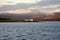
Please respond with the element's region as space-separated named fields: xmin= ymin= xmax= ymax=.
xmin=0 ymin=20 xmax=60 ymax=22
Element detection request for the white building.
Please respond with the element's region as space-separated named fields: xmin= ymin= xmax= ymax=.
xmin=25 ymin=19 xmax=33 ymax=21
xmin=29 ymin=19 xmax=33 ymax=21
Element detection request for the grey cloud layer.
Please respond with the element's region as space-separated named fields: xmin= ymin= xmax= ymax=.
xmin=0 ymin=0 xmax=60 ymax=12
xmin=0 ymin=3 xmax=35 ymax=11
xmin=37 ymin=0 xmax=60 ymax=6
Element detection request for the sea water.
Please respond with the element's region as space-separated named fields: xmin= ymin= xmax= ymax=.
xmin=0 ymin=21 xmax=60 ymax=40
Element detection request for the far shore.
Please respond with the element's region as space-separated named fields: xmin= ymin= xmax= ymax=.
xmin=0 ymin=20 xmax=60 ymax=22
xmin=0 ymin=20 xmax=38 ymax=22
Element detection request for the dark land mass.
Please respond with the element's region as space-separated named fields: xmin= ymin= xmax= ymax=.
xmin=0 ymin=12 xmax=60 ymax=22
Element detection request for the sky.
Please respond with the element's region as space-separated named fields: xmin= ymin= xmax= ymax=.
xmin=0 ymin=0 xmax=40 ymax=3
xmin=0 ymin=0 xmax=60 ymax=13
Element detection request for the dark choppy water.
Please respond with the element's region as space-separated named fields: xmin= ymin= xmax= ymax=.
xmin=0 ymin=21 xmax=60 ymax=40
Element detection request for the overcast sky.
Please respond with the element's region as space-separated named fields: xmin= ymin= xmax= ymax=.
xmin=0 ymin=0 xmax=40 ymax=3
xmin=0 ymin=0 xmax=60 ymax=13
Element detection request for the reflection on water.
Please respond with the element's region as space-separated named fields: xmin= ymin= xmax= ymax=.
xmin=0 ymin=21 xmax=60 ymax=40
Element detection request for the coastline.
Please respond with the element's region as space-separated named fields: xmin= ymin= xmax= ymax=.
xmin=0 ymin=20 xmax=60 ymax=22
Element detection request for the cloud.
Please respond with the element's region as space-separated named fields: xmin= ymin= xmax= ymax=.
xmin=0 ymin=5 xmax=3 ymax=7
xmin=0 ymin=2 xmax=16 ymax=6
xmin=0 ymin=0 xmax=60 ymax=13
xmin=0 ymin=2 xmax=16 ymax=8
xmin=0 ymin=0 xmax=41 ymax=4
xmin=0 ymin=3 xmax=35 ymax=12
xmin=6 ymin=9 xmax=32 ymax=14
xmin=2 ymin=2 xmax=16 ymax=5
xmin=42 ymin=5 xmax=60 ymax=9
xmin=28 ymin=4 xmax=60 ymax=13
xmin=41 ymin=4 xmax=60 ymax=13
xmin=0 ymin=4 xmax=60 ymax=13
xmin=51 ymin=9 xmax=60 ymax=13
xmin=37 ymin=0 xmax=60 ymax=6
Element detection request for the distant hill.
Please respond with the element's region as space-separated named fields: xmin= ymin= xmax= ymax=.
xmin=0 ymin=11 xmax=60 ymax=21
xmin=0 ymin=17 xmax=10 ymax=20
xmin=0 ymin=11 xmax=46 ymax=20
xmin=53 ymin=12 xmax=60 ymax=16
xmin=32 ymin=12 xmax=60 ymax=21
